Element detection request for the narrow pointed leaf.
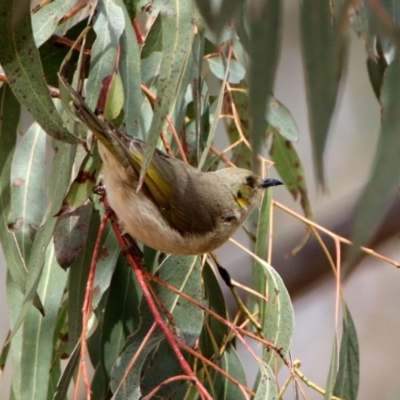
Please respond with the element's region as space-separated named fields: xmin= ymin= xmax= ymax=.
xmin=140 ymin=0 xmax=196 ymax=184
xmin=118 ymin=0 xmax=145 ymax=139
xmin=300 ymin=0 xmax=344 ymax=184
xmin=8 ymin=123 xmax=46 ymax=261
xmin=350 ymin=54 xmax=400 ymax=263
xmin=10 ymin=141 xmax=76 ymax=339
xmin=18 ymin=244 xmax=68 ymax=400
xmin=270 ymin=130 xmax=312 ymax=218
xmin=0 ymin=0 xmax=79 ymax=143
xmin=257 ymin=258 xmax=294 ymax=368
xmin=86 ymin=0 xmax=125 ymax=108
xmin=245 ymin=0 xmax=281 ymax=167
xmin=253 ymin=361 xmax=279 ymax=400
xmin=324 ymin=338 xmax=338 ymax=400
xmin=333 ymin=304 xmax=360 ymax=400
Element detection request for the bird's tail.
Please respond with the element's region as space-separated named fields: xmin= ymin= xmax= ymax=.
xmin=60 ymin=75 xmax=129 ymax=167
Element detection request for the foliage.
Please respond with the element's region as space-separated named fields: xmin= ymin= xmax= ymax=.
xmin=0 ymin=0 xmax=399 ymax=399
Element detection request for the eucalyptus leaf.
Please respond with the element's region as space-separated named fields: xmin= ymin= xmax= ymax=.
xmin=86 ymin=0 xmax=125 ymax=108
xmin=324 ymin=338 xmax=338 ymax=400
xmin=350 ymin=54 xmax=400 ymax=263
xmin=8 ymin=123 xmax=46 ymax=261
xmin=0 ymin=0 xmax=79 ymax=144
xmin=300 ymin=0 xmax=345 ymax=184
xmin=207 ymin=56 xmax=246 ymax=84
xmin=333 ymin=304 xmax=360 ymax=400
xmin=140 ymin=0 xmax=197 ymax=184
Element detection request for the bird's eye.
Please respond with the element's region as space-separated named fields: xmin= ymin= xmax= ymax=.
xmin=246 ymin=175 xmax=256 ymax=188
xmin=237 ymin=191 xmax=242 ymax=199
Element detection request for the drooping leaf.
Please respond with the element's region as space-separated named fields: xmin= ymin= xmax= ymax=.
xmin=18 ymin=244 xmax=68 ymax=400
xmin=111 ymin=255 xmax=204 ymax=399
xmin=88 ymin=255 xmax=140 ymax=399
xmin=300 ymin=0 xmax=346 ymax=184
xmin=194 ymin=0 xmax=244 ymax=37
xmin=333 ymin=304 xmax=360 ymax=400
xmin=8 ymin=122 xmax=46 ymax=261
xmin=9 ymin=139 xmax=76 ymax=339
xmin=270 ymin=130 xmax=312 ymax=219
xmin=53 ymin=201 xmax=93 ymax=269
xmin=267 ymin=96 xmax=299 ymax=142
xmin=32 ymin=0 xmax=79 ymax=47
xmin=139 ymin=0 xmax=197 ymax=184
xmin=324 ymin=338 xmax=338 ymax=400
xmin=253 ymin=361 xmax=279 ymax=400
xmin=244 ymin=0 xmax=281 ymax=168
xmin=257 ymin=258 xmax=294 ymax=369
xmin=68 ymin=209 xmax=101 ymax=350
xmin=85 ymin=0 xmax=125 ymax=108
xmin=350 ymin=54 xmax=400 ymax=263
xmin=207 ymin=56 xmax=246 ymax=84
xmin=118 ymin=0 xmax=146 ymax=139
xmin=0 ymin=0 xmax=79 ymax=144
xmin=200 ymin=261 xmax=229 ymax=359
xmin=211 ymin=344 xmax=248 ymax=400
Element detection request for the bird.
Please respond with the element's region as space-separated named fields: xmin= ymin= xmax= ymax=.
xmin=64 ymin=80 xmax=283 ymax=255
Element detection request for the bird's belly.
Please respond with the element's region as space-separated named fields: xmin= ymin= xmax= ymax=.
xmin=104 ymin=175 xmax=228 ymax=255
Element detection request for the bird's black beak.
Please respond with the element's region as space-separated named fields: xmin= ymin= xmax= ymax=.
xmin=259 ymin=178 xmax=283 ymax=189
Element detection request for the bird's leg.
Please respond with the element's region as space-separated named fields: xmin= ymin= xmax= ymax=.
xmin=209 ymin=252 xmax=264 ymax=337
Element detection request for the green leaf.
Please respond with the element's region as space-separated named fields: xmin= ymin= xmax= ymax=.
xmin=0 ymin=86 xmax=27 ymax=297
xmin=324 ymin=338 xmax=338 ymax=400
xmin=18 ymin=244 xmax=68 ymax=400
xmin=253 ymin=361 xmax=279 ymax=400
xmin=86 ymin=0 xmax=125 ymax=108
xmin=200 ymin=261 xmax=228 ymax=359
xmin=194 ymin=0 xmax=244 ymax=37
xmin=32 ymin=0 xmax=78 ymax=47
xmin=212 ymin=344 xmax=247 ymax=400
xmin=53 ymin=201 xmax=93 ymax=269
xmin=140 ymin=0 xmax=197 ymax=184
xmin=111 ymin=255 xmax=204 ymax=399
xmin=244 ymin=0 xmax=281 ymax=167
xmin=8 ymin=122 xmax=46 ymax=261
xmin=91 ymin=219 xmax=121 ymax=309
xmin=118 ymin=0 xmax=146 ymax=139
xmin=53 ymin=342 xmax=81 ymax=400
xmin=300 ymin=0 xmax=345 ymax=184
xmin=257 ymin=258 xmax=294 ymax=369
xmin=7 ymin=271 xmax=25 ymax=397
xmin=141 ymin=13 xmax=162 ymax=60
xmin=207 ymin=56 xmax=246 ymax=84
xmin=9 ymin=138 xmax=76 ymax=338
xmin=88 ymin=255 xmax=140 ymax=399
xmin=350 ymin=54 xmax=400 ymax=263
xmin=267 ymin=96 xmax=299 ymax=142
xmin=333 ymin=304 xmax=360 ymax=400
xmin=0 ymin=0 xmax=79 ymax=144
xmin=141 ymin=255 xmax=204 ymax=397
xmin=68 ymin=210 xmax=101 ymax=350
xmin=60 ymin=148 xmax=100 ymax=214
xmin=270 ymin=130 xmax=312 ymax=218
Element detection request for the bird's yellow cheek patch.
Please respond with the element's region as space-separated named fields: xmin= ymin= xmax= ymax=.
xmin=236 ymin=197 xmax=249 ymax=210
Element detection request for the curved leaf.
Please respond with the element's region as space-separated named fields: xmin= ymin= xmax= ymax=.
xmin=0 ymin=0 xmax=79 ymax=144
xmin=253 ymin=361 xmax=279 ymax=400
xmin=300 ymin=0 xmax=345 ymax=184
xmin=245 ymin=0 xmax=281 ymax=167
xmin=86 ymin=0 xmax=125 ymax=108
xmin=333 ymin=304 xmax=360 ymax=400
xmin=140 ymin=0 xmax=197 ymax=184
xmin=350 ymin=54 xmax=400 ymax=262
xmin=8 ymin=122 xmax=46 ymax=261
xmin=257 ymin=258 xmax=294 ymax=369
